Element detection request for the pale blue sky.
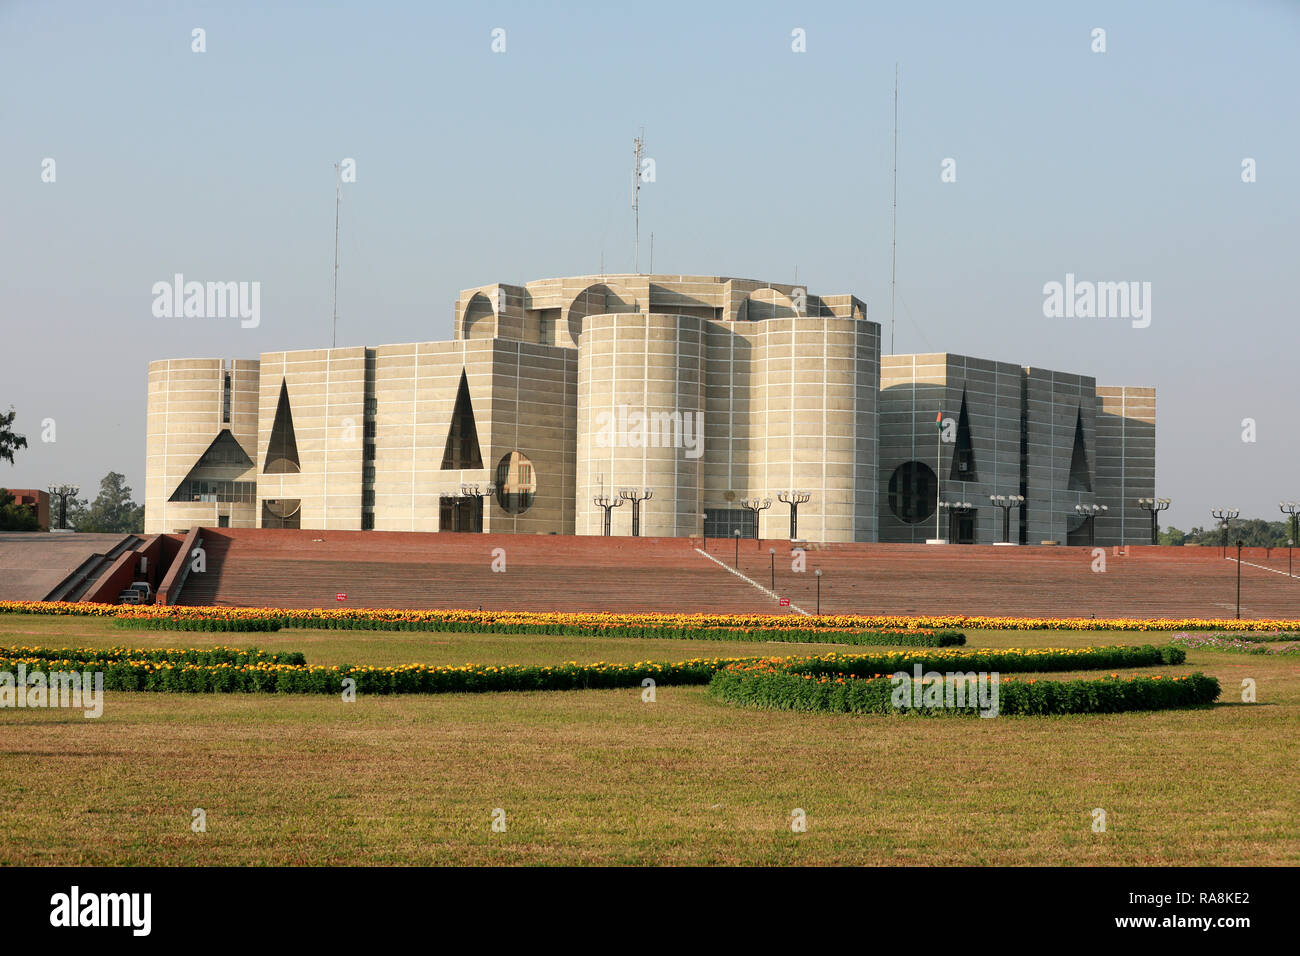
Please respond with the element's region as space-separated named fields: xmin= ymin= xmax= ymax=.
xmin=2 ymin=0 xmax=1297 ymax=529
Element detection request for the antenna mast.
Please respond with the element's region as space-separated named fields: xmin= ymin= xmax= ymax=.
xmin=633 ymin=130 xmax=645 ymax=273
xmin=890 ymin=65 xmax=898 ymax=355
xmin=332 ymin=162 xmax=342 ymax=348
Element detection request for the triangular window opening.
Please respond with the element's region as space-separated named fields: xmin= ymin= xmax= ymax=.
xmin=440 ymin=370 xmax=483 ymax=470
xmin=1067 ymin=407 xmax=1093 ymax=492
xmin=168 ymin=430 xmax=255 ymax=502
xmin=264 ymin=379 xmax=301 ymax=474
xmin=949 ymin=390 xmax=978 ymax=482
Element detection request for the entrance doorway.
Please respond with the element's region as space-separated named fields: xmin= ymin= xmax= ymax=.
xmin=439 ymin=496 xmax=482 ymax=532
xmin=949 ymin=508 xmax=977 ymax=544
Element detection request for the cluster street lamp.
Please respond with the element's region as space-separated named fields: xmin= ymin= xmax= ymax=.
xmin=593 ymin=494 xmax=625 ymax=537
xmin=777 ymin=490 xmax=811 ymax=540
xmin=47 ymin=484 xmax=79 ymax=531
xmin=1137 ymin=497 xmax=1172 ymax=546
xmin=618 ymin=487 xmax=653 ymax=537
xmin=989 ymin=494 xmax=1024 ymax=545
xmin=456 ymin=482 xmax=496 ymax=533
xmin=740 ymin=497 xmax=772 ymax=547
xmin=1280 ymin=502 xmax=1299 ymax=578
xmin=1074 ymin=503 xmax=1108 ymax=548
xmin=1210 ymin=507 xmax=1240 ymax=558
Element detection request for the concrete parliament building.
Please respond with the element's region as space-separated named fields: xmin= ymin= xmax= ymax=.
xmin=145 ymin=273 xmax=1155 ymax=546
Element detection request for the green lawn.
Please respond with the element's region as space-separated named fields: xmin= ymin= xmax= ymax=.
xmin=1 ymin=614 xmax=1296 ymax=865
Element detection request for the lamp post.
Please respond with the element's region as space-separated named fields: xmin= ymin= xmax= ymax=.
xmin=733 ymin=528 xmax=741 ymax=567
xmin=769 ymin=547 xmax=776 ymax=591
xmin=989 ymin=494 xmax=1024 ymax=544
xmin=815 ymin=568 xmax=822 ymax=616
xmin=740 ymin=497 xmax=772 ymax=547
xmin=1137 ymin=497 xmax=1171 ymax=546
xmin=459 ymin=482 xmax=496 ymax=533
xmin=619 ymin=487 xmax=653 ymax=537
xmin=47 ymin=484 xmax=79 ymax=530
xmin=593 ymin=494 xmax=625 ymax=536
xmin=1210 ymin=507 xmax=1239 ymax=558
xmin=1074 ymin=503 xmax=1108 ymax=547
xmin=1236 ymin=539 xmax=1243 ymax=619
xmin=1279 ymin=502 xmax=1298 ymax=578
xmin=777 ymin=490 xmax=810 ymax=540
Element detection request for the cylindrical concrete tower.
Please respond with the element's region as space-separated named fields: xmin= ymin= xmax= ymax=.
xmin=577 ymin=313 xmax=706 ymax=537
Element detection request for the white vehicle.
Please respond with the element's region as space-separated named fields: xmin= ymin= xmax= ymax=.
xmin=118 ymin=581 xmax=152 ymax=605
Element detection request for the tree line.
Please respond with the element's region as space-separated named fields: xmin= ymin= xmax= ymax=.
xmin=1 ymin=405 xmax=145 ymax=533
xmin=1159 ymin=519 xmax=1296 ymax=548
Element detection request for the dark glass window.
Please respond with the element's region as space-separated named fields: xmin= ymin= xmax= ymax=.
xmin=888 ymin=461 xmax=937 ymax=524
xmin=440 ymin=370 xmax=483 ymax=470
xmin=703 ymin=508 xmax=757 ymax=539
xmin=949 ymin=392 xmax=977 ymax=481
xmin=170 ymin=480 xmax=256 ymax=504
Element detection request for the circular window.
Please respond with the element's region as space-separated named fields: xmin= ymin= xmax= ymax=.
xmin=888 ymin=461 xmax=937 ymax=524
xmin=495 ymin=451 xmax=537 ymax=515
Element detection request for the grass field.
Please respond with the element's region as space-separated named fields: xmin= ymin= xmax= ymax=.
xmin=2 ymin=614 xmax=1297 ymax=865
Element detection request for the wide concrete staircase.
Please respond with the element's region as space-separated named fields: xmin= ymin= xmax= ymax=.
xmin=171 ymin=530 xmax=1300 ymax=619
xmin=176 ymin=529 xmax=798 ymax=614
xmin=750 ymin=541 xmax=1300 ymax=619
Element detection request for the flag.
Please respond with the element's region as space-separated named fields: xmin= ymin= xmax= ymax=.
xmin=936 ymin=411 xmax=943 ymax=428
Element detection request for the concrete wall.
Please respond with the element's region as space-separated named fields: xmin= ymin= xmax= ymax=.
xmin=255 ymin=348 xmax=366 ymax=530
xmin=576 ymin=313 xmax=706 ymax=537
xmin=744 ymin=317 xmax=878 ymax=543
xmin=879 ymin=354 xmax=1022 ymax=544
xmin=1022 ymin=366 xmax=1098 ymax=544
xmin=145 ymin=357 xmax=259 ymax=534
xmin=1095 ymin=385 xmax=1156 ymax=545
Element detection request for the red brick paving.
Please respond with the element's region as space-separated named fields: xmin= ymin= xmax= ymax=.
xmin=176 ymin=530 xmax=1300 ymax=620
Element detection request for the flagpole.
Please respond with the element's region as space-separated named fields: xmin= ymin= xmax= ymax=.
xmin=935 ymin=409 xmax=942 ymax=541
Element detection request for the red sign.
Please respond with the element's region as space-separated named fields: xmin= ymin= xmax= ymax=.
xmin=336 ymin=593 xmax=347 ymax=602
xmin=779 ymin=599 xmax=790 ymax=606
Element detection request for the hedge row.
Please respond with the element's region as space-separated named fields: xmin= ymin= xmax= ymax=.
xmin=113 ymin=617 xmax=282 ymax=633
xmin=1170 ymin=634 xmax=1300 ymax=656
xmin=104 ymin=607 xmax=962 ymax=646
xmin=778 ymin=644 xmax=1184 ymax=680
xmin=0 ymin=644 xmax=1184 ymax=697
xmin=11 ymin=600 xmax=1300 ymax=634
xmin=0 ymin=645 xmax=304 ymax=665
xmin=0 ymin=656 xmax=737 ymax=695
xmin=708 ymin=667 xmax=1221 ymax=716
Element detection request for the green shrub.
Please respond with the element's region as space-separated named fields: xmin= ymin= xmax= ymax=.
xmin=113 ymin=617 xmax=282 ymax=633
xmin=0 ymin=644 xmax=303 ymax=665
xmin=708 ymin=666 xmax=1220 ymax=716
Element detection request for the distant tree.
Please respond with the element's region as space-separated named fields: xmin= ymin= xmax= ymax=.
xmin=0 ymin=407 xmax=27 ymax=466
xmin=0 ymin=489 xmax=39 ymax=531
xmin=1162 ymin=519 xmax=1287 ymax=548
xmin=77 ymin=472 xmax=145 ymax=534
